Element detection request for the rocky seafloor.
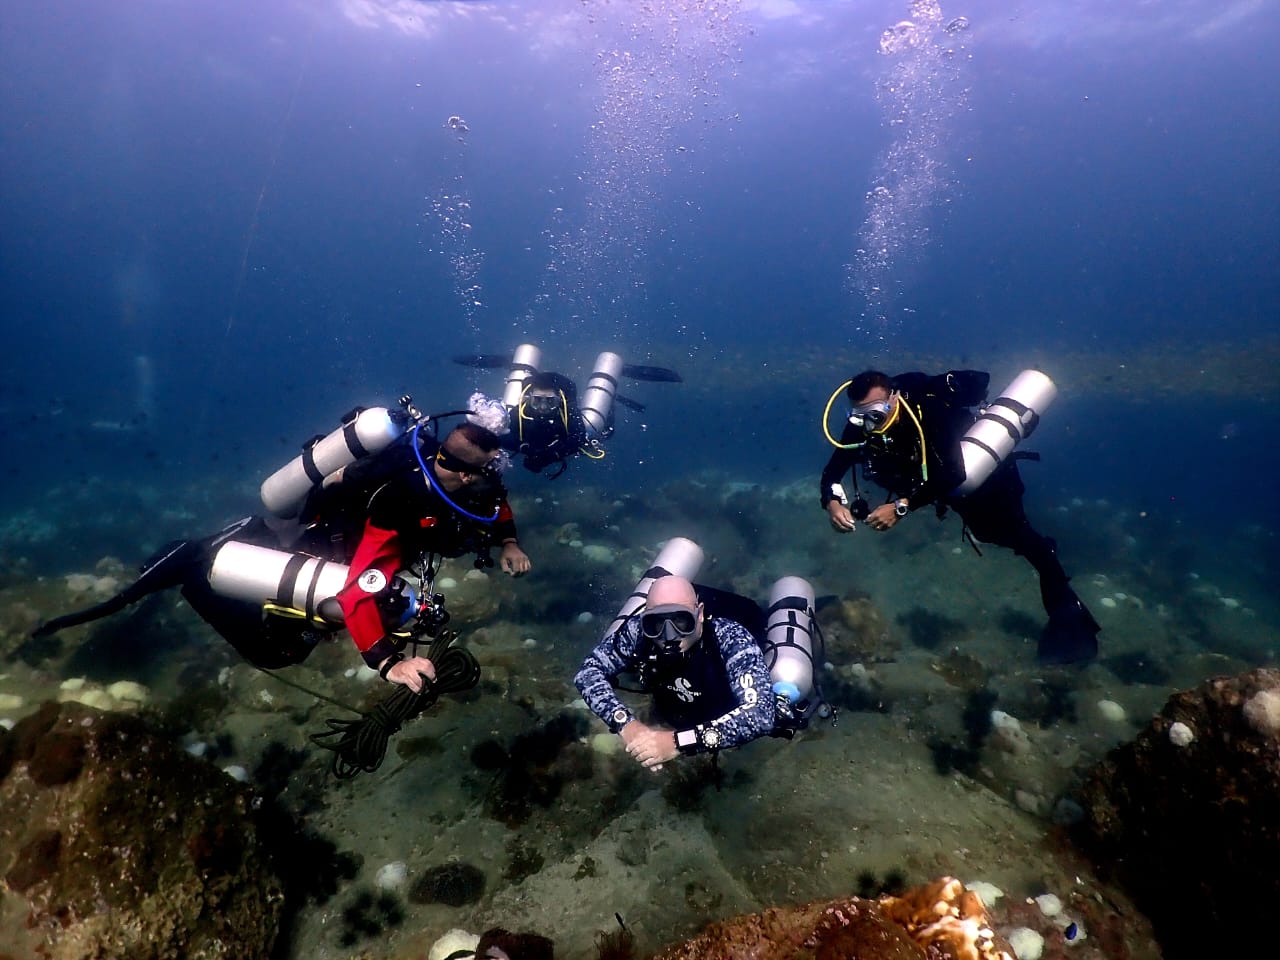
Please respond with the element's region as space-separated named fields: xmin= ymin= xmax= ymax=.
xmin=1 ymin=468 xmax=1276 ymax=959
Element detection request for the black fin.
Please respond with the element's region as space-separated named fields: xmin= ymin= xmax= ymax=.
xmin=615 ymin=394 xmax=645 ymax=413
xmin=622 ymin=364 xmax=682 ymax=383
xmin=31 ymin=539 xmax=200 ymax=639
xmin=1039 ymin=593 xmax=1100 ymax=664
xmin=451 ymin=354 xmax=509 ymax=369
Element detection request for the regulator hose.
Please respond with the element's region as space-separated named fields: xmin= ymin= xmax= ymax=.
xmin=310 ymin=629 xmax=480 ymax=779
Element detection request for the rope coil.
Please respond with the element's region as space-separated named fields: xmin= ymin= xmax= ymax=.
xmin=310 ymin=629 xmax=480 ymax=779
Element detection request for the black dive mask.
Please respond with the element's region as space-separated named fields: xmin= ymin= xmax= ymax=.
xmin=435 ymin=447 xmax=502 ymax=484
xmin=641 ymin=603 xmax=699 ymax=662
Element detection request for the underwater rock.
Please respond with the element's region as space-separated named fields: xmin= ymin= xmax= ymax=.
xmin=649 ymin=876 xmax=1015 ymax=959
xmin=1073 ymin=667 xmax=1280 ymax=957
xmin=834 ymin=594 xmax=898 ymax=661
xmin=0 ymin=700 xmax=285 ymax=960
xmin=409 ymin=861 xmax=487 ymax=906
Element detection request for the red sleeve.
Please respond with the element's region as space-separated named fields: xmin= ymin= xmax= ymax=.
xmin=494 ymin=499 xmax=517 ymax=541
xmin=336 ymin=520 xmax=402 ymax=660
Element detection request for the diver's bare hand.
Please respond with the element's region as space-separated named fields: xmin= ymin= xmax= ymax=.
xmin=384 ymin=656 xmax=436 ymax=692
xmin=623 ymin=723 xmax=679 ymax=770
xmin=827 ymin=500 xmax=856 ymax=532
xmin=500 ymin=541 xmax=531 ymax=576
xmin=865 ymin=504 xmax=900 ymax=532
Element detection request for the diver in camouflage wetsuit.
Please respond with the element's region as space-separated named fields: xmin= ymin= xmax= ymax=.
xmin=574 ymin=575 xmax=777 ymax=769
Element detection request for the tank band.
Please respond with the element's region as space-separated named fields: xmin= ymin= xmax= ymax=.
xmin=304 ymin=559 xmax=328 ymax=618
xmin=301 ymin=443 xmax=324 ymax=485
xmin=975 ymin=409 xmax=1024 ymax=443
xmin=767 ymin=594 xmax=809 ymax=615
xmin=342 ymin=419 xmax=371 ymax=459
xmin=275 ymin=553 xmax=309 ymax=607
xmin=960 ymin=434 xmax=1001 ymax=464
xmin=984 ymin=396 xmax=1040 ymax=439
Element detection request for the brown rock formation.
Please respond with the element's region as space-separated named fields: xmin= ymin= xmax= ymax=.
xmin=1074 ymin=667 xmax=1280 ymax=957
xmin=651 ymin=877 xmax=1014 ymax=960
xmin=0 ymin=701 xmax=285 ymax=960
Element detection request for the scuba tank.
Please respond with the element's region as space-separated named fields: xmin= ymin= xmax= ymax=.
xmin=206 ymin=541 xmax=420 ymax=629
xmin=502 ymin=343 xmax=543 ymax=408
xmin=954 ymin=369 xmax=1057 ymax=497
xmin=601 ymin=537 xmax=705 ymax=640
xmin=579 ymin=351 xmax=623 ymax=441
xmin=762 ymin=576 xmax=822 ymax=720
xmin=260 ymin=407 xmax=409 ymax=519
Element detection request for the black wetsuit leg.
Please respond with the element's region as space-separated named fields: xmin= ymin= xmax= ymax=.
xmin=952 ymin=464 xmax=1070 ymax=606
xmin=180 ymin=579 xmax=319 ymax=669
xmin=30 ymin=539 xmax=204 ymax=638
xmin=951 ymin=463 xmax=1098 ymax=663
xmin=32 ymin=516 xmax=322 ymax=668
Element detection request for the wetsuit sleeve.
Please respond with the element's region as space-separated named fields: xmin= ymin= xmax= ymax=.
xmin=574 ymin=618 xmax=642 ymax=732
xmin=819 ymin=434 xmax=861 ymax=506
xmin=493 ymin=498 xmax=518 ymax=543
xmin=336 ymin=519 xmax=403 ymax=668
xmin=684 ymin=619 xmax=777 ymax=751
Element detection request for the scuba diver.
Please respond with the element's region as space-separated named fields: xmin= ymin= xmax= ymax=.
xmin=574 ymin=539 xmax=829 ymax=769
xmin=453 ymin=343 xmax=681 ymax=478
xmin=819 ymin=368 xmax=1100 ymax=665
xmin=503 ymin=370 xmax=594 ymax=476
xmin=32 ymin=407 xmax=530 ymax=690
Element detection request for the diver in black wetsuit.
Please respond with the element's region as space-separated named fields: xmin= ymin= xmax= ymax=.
xmin=453 ymin=350 xmax=682 ymax=479
xmin=819 ymin=369 xmax=1100 ymax=664
xmin=499 ymin=371 xmax=598 ymax=477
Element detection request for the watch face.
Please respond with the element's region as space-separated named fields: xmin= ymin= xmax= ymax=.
xmin=612 ymin=707 xmax=629 ymax=726
xmin=702 ymin=727 xmax=721 ymax=749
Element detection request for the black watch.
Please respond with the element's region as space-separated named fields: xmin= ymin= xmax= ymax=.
xmin=894 ymin=498 xmax=909 ymax=517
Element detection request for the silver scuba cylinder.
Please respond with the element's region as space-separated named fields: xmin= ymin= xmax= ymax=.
xmin=207 ymin=541 xmax=351 ymax=624
xmin=580 ymin=351 xmax=623 ymax=440
xmin=954 ymin=369 xmax=1058 ymax=496
xmin=601 ymin=537 xmax=704 ymax=640
xmin=260 ymin=407 xmax=407 ymax=518
xmin=503 ymin=343 xmax=543 ymax=408
xmin=762 ymin=576 xmax=817 ymax=707
xmin=206 ymin=541 xmax=422 ymax=629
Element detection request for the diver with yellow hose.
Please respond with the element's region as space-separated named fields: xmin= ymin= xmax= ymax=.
xmin=818 ymin=369 xmax=1100 ymax=664
xmin=504 ymin=371 xmax=600 ymax=477
xmin=454 ymin=344 xmax=682 ymax=479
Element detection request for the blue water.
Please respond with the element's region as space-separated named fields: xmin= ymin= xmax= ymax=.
xmin=1 ymin=0 xmax=1275 ymax=591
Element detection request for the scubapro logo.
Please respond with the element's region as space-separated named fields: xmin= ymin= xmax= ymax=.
xmin=673 ymin=677 xmax=696 ymax=703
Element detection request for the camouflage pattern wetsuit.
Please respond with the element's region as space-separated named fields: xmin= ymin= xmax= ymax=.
xmin=574 ymin=615 xmax=776 ymax=754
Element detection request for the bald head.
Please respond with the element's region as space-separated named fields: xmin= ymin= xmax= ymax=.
xmin=643 ymin=575 xmax=705 ymax=653
xmin=648 ymin=575 xmax=697 ymax=608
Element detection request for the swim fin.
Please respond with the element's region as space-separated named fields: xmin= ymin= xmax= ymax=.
xmin=615 ymin=394 xmax=645 ymax=413
xmin=622 ymin=364 xmax=682 ymax=383
xmin=30 ymin=539 xmax=201 ymax=639
xmin=1038 ymin=591 xmax=1100 ymax=664
xmin=451 ymin=354 xmax=510 ymax=369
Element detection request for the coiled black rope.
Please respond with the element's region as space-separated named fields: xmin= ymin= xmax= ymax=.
xmin=310 ymin=630 xmax=480 ymax=779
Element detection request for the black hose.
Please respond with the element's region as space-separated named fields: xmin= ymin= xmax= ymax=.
xmin=309 ymin=630 xmax=480 ymax=779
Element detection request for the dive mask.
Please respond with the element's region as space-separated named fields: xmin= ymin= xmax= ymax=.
xmin=640 ymin=603 xmax=700 ymax=657
xmin=848 ymin=395 xmax=896 ymax=434
xmin=435 ymin=448 xmax=500 ymax=480
xmin=525 ymin=391 xmax=563 ymax=417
